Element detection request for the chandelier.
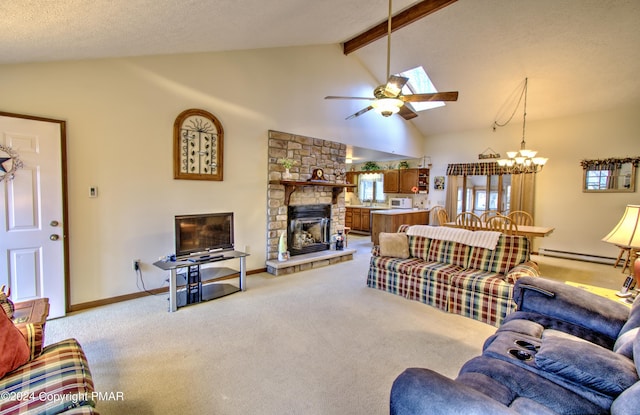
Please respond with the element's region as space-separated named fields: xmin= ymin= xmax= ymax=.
xmin=495 ymin=78 xmax=548 ymax=173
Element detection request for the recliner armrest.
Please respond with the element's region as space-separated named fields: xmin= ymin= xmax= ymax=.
xmin=513 ymin=277 xmax=630 ymax=340
xmin=390 ymin=368 xmax=519 ymax=415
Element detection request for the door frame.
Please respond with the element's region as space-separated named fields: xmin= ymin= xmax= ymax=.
xmin=0 ymin=110 xmax=69 ymax=314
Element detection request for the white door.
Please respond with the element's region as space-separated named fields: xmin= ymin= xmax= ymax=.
xmin=0 ymin=113 xmax=67 ymax=318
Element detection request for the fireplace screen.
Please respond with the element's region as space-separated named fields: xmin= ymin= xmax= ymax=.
xmin=287 ymin=204 xmax=331 ymax=256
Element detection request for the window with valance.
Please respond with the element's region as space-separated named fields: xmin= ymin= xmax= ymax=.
xmin=444 ymin=162 xmax=535 ymax=223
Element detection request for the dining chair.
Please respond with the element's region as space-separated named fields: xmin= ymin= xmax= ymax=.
xmin=431 ymin=206 xmax=449 ymax=226
xmin=455 ymin=212 xmax=482 ymax=230
xmin=486 ymin=215 xmax=519 ymax=235
xmin=508 ymin=211 xmax=534 ymax=226
xmin=479 ymin=210 xmax=502 ymax=222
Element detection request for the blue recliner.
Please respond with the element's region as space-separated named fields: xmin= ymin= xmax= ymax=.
xmin=390 ymin=275 xmax=640 ymax=415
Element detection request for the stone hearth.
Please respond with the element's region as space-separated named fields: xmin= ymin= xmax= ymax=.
xmin=265 ymin=248 xmax=355 ymax=276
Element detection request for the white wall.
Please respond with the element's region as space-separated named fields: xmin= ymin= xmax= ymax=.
xmin=424 ymin=103 xmax=640 ymax=258
xmin=0 ymin=44 xmax=426 ymax=306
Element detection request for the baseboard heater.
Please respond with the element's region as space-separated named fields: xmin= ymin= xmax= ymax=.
xmin=537 ymin=248 xmax=616 ymax=265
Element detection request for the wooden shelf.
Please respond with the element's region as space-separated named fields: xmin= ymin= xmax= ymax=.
xmin=269 ymin=180 xmax=357 ymax=205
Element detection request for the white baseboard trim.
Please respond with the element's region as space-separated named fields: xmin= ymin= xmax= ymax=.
xmin=537 ymin=248 xmax=616 ymax=265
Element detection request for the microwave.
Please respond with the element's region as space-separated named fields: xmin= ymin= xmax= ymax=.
xmin=389 ymin=198 xmax=413 ymax=209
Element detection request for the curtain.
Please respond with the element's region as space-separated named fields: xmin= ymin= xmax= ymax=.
xmin=445 ymin=175 xmax=458 ymax=222
xmin=358 ymin=173 xmax=385 ymax=202
xmin=510 ymin=173 xmax=535 ymax=219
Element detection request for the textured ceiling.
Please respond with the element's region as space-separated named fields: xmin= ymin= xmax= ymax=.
xmin=2 ymin=0 xmax=640 ymax=156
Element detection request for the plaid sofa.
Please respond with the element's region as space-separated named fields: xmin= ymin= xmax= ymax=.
xmin=1 ymin=322 xmax=98 ymax=414
xmin=367 ymin=225 xmax=539 ymax=326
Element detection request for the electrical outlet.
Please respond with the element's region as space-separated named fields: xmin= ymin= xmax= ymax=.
xmin=133 ymin=259 xmax=140 ymax=271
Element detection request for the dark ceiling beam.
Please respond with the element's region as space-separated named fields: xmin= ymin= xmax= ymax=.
xmin=342 ymin=0 xmax=458 ymax=55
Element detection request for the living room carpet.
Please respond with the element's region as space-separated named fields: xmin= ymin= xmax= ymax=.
xmin=45 ymin=240 xmax=496 ymax=415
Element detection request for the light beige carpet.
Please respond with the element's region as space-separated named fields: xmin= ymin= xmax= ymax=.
xmin=45 ymin=241 xmax=496 ymax=415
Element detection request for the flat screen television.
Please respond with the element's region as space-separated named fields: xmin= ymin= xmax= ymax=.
xmin=174 ymin=212 xmax=234 ymax=258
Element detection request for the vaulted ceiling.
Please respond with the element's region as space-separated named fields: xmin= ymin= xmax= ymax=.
xmin=3 ymin=0 xmax=640 ymax=142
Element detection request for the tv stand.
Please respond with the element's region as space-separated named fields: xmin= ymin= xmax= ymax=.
xmin=153 ymin=250 xmax=249 ymax=312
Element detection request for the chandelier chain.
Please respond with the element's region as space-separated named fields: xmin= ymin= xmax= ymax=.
xmin=492 ymin=78 xmax=527 ymax=130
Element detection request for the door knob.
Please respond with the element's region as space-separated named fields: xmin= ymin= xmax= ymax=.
xmin=50 ymin=220 xmax=60 ymax=227
xmin=50 ymin=234 xmax=60 ymax=241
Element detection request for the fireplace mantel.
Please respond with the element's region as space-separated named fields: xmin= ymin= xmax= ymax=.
xmin=269 ymin=180 xmax=357 ymax=205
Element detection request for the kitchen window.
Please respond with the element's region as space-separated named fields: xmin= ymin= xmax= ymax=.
xmin=358 ymin=173 xmax=385 ymax=203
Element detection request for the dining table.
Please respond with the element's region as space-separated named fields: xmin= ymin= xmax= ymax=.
xmin=443 ymin=222 xmax=555 ymax=238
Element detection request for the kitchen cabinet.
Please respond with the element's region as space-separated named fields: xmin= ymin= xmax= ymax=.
xmin=399 ymin=169 xmax=419 ymax=193
xmin=383 ymin=170 xmax=399 ymax=193
xmin=370 ymin=209 xmax=430 ymax=245
xmin=384 ymin=168 xmax=430 ymax=194
xmin=345 ymin=207 xmax=380 ymax=233
xmin=397 ymin=168 xmax=430 ymax=194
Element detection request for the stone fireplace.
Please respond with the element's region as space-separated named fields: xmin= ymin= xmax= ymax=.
xmin=288 ymin=204 xmax=331 ymax=256
xmin=265 ymin=130 xmax=354 ymax=275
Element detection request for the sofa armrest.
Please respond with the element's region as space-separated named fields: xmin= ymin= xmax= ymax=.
xmin=391 ymin=368 xmax=519 ymax=415
xmin=513 ymin=276 xmax=630 ymax=340
xmin=505 ymin=261 xmax=540 ymax=284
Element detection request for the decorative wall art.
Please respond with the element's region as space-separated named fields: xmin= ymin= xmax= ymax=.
xmin=173 ymin=109 xmax=224 ymax=181
xmin=434 ymin=176 xmax=445 ymax=190
xmin=0 ymin=144 xmax=24 ymax=182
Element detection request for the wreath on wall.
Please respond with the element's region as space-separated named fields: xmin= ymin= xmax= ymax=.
xmin=0 ymin=144 xmax=24 ymax=182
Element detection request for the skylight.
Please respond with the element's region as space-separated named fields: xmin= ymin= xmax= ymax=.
xmin=396 ymin=66 xmax=445 ymax=112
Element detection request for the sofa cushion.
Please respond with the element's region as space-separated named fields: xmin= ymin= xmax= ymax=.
xmin=0 ymin=306 xmax=30 ymax=378
xmin=450 ymin=269 xmax=514 ymax=299
xmin=379 ymin=232 xmax=410 ymax=259
xmin=536 ymin=331 xmax=639 ymax=396
xmin=369 ymin=256 xmax=426 ymax=275
xmin=468 ymin=234 xmax=530 ymax=275
xmin=407 ymin=235 xmax=431 ymax=261
xmin=427 ymin=238 xmax=470 ymax=268
xmin=614 ymin=327 xmax=638 ymax=359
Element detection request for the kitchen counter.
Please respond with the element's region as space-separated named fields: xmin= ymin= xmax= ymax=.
xmin=345 ymin=205 xmax=388 ymax=209
xmin=370 ymin=209 xmax=429 ymax=215
xmin=370 ymin=209 xmax=430 ymax=245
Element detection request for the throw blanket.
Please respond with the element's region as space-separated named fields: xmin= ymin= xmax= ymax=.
xmin=406 ymin=225 xmax=501 ymax=250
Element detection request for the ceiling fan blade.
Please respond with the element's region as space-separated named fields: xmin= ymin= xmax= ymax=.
xmin=325 ymin=96 xmax=375 ymax=101
xmin=383 ymin=75 xmax=409 ymax=97
xmin=398 ymin=104 xmax=418 ymax=120
xmin=346 ymin=106 xmax=374 ymax=120
xmin=402 ymin=91 xmax=459 ymax=102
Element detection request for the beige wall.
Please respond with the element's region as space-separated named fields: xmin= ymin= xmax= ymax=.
xmin=0 ymin=45 xmax=426 ymax=306
xmin=424 ymin=103 xmax=640 ymax=259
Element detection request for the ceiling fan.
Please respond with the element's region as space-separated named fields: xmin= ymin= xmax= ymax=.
xmin=325 ymin=0 xmax=459 ymax=120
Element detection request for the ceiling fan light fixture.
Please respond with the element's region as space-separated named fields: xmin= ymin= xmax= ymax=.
xmin=372 ymin=98 xmax=403 ymax=117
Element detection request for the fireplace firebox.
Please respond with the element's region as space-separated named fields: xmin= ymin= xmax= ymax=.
xmin=287 ymin=204 xmax=331 ymax=256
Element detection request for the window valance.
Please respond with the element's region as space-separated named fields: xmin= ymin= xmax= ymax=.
xmin=446 ymin=162 xmax=508 ymax=176
xmin=580 ymin=157 xmax=640 ymax=171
